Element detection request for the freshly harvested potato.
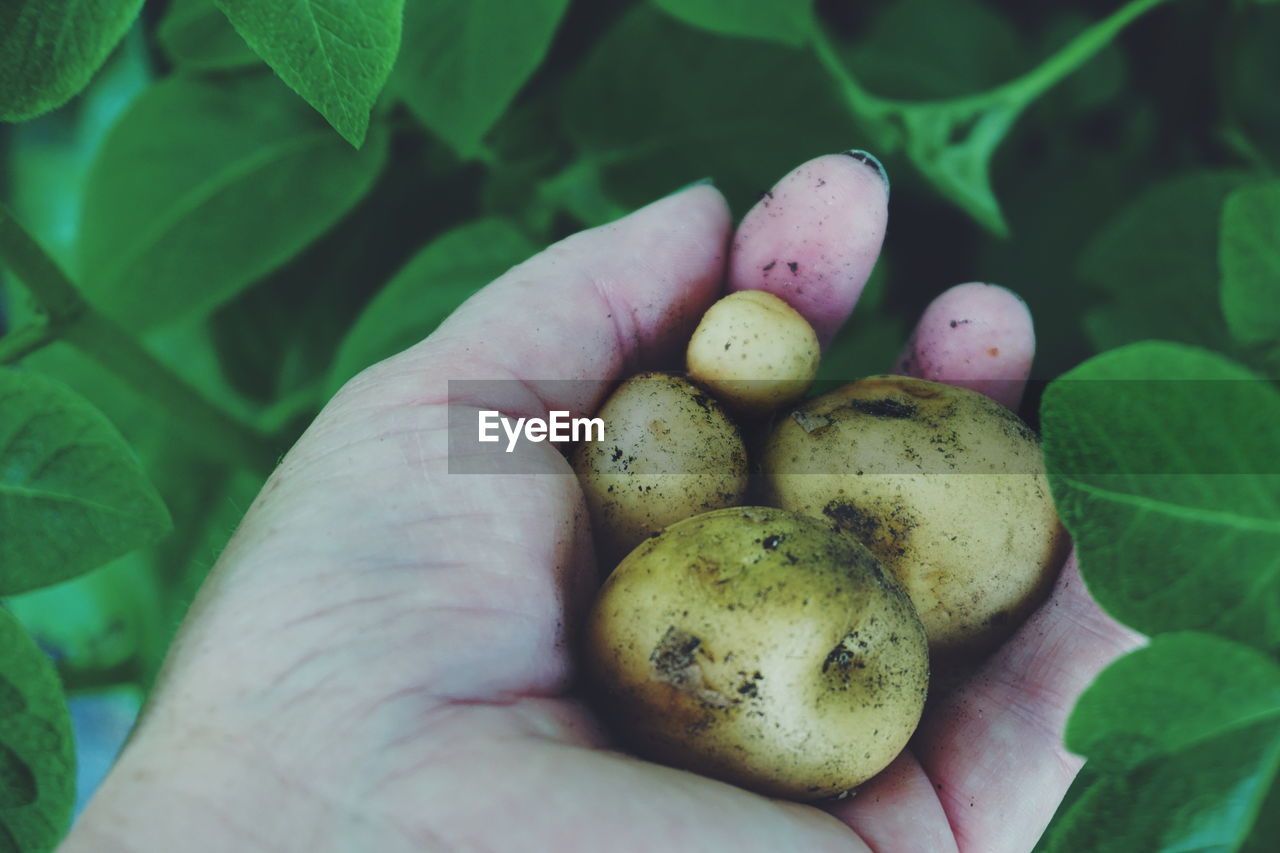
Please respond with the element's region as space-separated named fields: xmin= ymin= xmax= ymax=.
xmin=686 ymin=290 xmax=820 ymax=414
xmin=763 ymin=376 xmax=1069 ymax=663
xmin=585 ymin=506 xmax=928 ymax=800
xmin=573 ymin=372 xmax=747 ymax=567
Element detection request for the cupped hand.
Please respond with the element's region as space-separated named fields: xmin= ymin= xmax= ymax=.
xmin=64 ymin=155 xmax=1141 ymax=853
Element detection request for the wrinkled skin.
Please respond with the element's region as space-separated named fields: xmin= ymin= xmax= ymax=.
xmin=64 ymin=155 xmax=1141 ymax=853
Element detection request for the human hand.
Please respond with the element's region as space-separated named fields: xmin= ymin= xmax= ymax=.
xmin=63 ymin=154 xmax=1141 ymax=853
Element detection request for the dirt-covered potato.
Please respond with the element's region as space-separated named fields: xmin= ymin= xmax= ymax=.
xmin=584 ymin=506 xmax=928 ymax=800
xmin=572 ymin=372 xmax=747 ymax=567
xmin=763 ymin=376 xmax=1069 ymax=663
xmin=685 ymin=290 xmax=820 ymax=414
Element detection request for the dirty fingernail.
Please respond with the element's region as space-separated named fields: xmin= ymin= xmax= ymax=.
xmin=843 ymin=150 xmax=890 ymax=197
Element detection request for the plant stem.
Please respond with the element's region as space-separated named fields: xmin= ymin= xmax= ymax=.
xmin=0 ymin=204 xmax=83 ymax=322
xmin=64 ymin=312 xmax=279 ymax=473
xmin=0 ymin=319 xmax=58 ymax=363
xmin=1219 ymin=125 xmax=1277 ymax=176
xmin=809 ymin=0 xmax=1173 ymax=139
xmin=807 ymin=25 xmax=899 ymax=150
xmin=959 ymin=0 xmax=1174 ymax=111
xmin=0 ymin=202 xmax=277 ymax=474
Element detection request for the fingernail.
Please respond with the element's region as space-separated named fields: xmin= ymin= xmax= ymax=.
xmin=843 ymin=150 xmax=890 ymax=196
xmin=663 ymin=176 xmax=714 ymax=199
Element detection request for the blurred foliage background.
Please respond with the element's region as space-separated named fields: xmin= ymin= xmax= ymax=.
xmin=1 ymin=0 xmax=1277 ymax=831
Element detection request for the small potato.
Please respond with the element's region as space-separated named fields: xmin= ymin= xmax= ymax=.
xmin=573 ymin=372 xmax=747 ymax=567
xmin=585 ymin=507 xmax=929 ymax=800
xmin=763 ymin=376 xmax=1069 ymax=664
xmin=686 ymin=290 xmax=820 ymax=414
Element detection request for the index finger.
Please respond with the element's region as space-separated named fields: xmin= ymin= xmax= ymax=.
xmin=728 ymin=151 xmax=890 ymax=345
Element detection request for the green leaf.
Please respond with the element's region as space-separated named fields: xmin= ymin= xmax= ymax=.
xmin=482 ymin=97 xmax=578 ymax=232
xmin=211 ymin=141 xmax=475 ymax=407
xmin=1033 ymin=765 xmax=1104 ymax=853
xmin=0 ymin=369 xmax=171 ymax=595
xmin=1067 ymin=635 xmax=1280 ymax=772
xmin=563 ymin=6 xmax=861 ymax=213
xmin=392 ymin=0 xmax=570 ymax=157
xmin=843 ymin=0 xmax=1025 ymax=100
xmin=0 ymin=609 xmax=76 ymax=850
xmin=1079 ymin=171 xmax=1250 ymax=353
xmin=1 ymin=32 xmax=152 ymax=294
xmin=1241 ymin=774 xmax=1280 ymax=853
xmin=157 ymin=0 xmax=261 ymax=72
xmin=1039 ymin=634 xmax=1280 ymax=853
xmin=213 ymin=0 xmax=405 ymax=147
xmin=534 ymin=160 xmax=632 ymax=231
xmin=652 ymin=0 xmax=813 ymax=47
xmin=0 ymin=0 xmax=145 ymax=121
xmin=1041 ymin=342 xmax=1280 ymax=651
xmin=140 ymin=316 xmax=264 ymax=427
xmin=328 ymin=219 xmax=537 ymax=392
xmin=1220 ymin=183 xmax=1280 ymax=362
xmin=6 ymin=346 xmax=257 ymax=676
xmin=78 ymin=72 xmax=389 ymax=331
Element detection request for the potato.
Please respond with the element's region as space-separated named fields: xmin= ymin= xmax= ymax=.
xmin=573 ymin=372 xmax=747 ymax=567
xmin=763 ymin=376 xmax=1069 ymax=663
xmin=686 ymin=290 xmax=820 ymax=414
xmin=584 ymin=506 xmax=928 ymax=800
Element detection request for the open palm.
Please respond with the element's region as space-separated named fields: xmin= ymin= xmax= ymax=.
xmin=65 ymin=155 xmax=1140 ymax=853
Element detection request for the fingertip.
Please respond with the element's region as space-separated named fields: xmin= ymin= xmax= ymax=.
xmin=728 ymin=153 xmax=889 ymax=346
xmin=843 ymin=150 xmax=890 ymax=197
xmin=621 ymin=181 xmax=733 ymax=353
xmin=380 ymin=177 xmax=733 ymax=418
xmin=539 ymin=179 xmax=733 ymax=361
xmin=894 ymin=282 xmax=1035 ymax=410
xmin=647 ymin=179 xmax=732 ymax=226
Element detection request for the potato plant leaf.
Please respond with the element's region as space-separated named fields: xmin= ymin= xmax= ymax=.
xmin=563 ymin=6 xmax=860 ymax=213
xmin=1080 ymin=171 xmax=1249 ymax=353
xmin=328 ymin=219 xmax=536 ymax=392
xmin=534 ymin=160 xmax=632 ymax=231
xmin=157 ymin=0 xmax=260 ymax=72
xmin=78 ymin=72 xmax=389 ymax=331
xmin=0 ymin=609 xmax=76 ymax=850
xmin=206 ymin=140 xmax=469 ymax=410
xmin=841 ymin=0 xmax=1025 ymax=100
xmin=213 ymin=0 xmax=405 ymax=147
xmin=1038 ymin=634 xmax=1280 ymax=853
xmin=392 ymin=0 xmax=570 ymax=158
xmin=1040 ymin=342 xmax=1280 ymax=651
xmin=0 ymin=370 xmax=171 ymax=595
xmin=1241 ymin=776 xmax=1280 ymax=852
xmin=1220 ymin=183 xmax=1280 ymax=368
xmin=0 ymin=0 xmax=145 ymax=121
xmin=652 ymin=0 xmax=813 ymax=47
